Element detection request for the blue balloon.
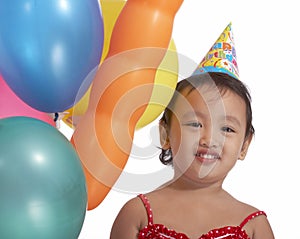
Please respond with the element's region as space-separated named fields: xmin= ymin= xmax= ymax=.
xmin=0 ymin=117 xmax=87 ymax=239
xmin=0 ymin=0 xmax=104 ymax=112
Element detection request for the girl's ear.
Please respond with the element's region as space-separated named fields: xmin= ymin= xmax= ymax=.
xmin=159 ymin=120 xmax=170 ymax=149
xmin=239 ymin=133 xmax=253 ymax=160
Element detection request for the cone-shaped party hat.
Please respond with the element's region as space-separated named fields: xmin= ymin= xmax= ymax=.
xmin=193 ymin=22 xmax=239 ymax=79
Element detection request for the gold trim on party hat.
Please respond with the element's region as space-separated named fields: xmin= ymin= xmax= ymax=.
xmin=193 ymin=22 xmax=239 ymax=79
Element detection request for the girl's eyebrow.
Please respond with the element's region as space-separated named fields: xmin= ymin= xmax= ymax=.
xmin=223 ymin=115 xmax=241 ymax=127
xmin=181 ymin=111 xmax=207 ymax=120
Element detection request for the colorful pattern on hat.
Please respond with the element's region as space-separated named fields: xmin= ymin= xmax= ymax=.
xmin=193 ymin=22 xmax=239 ymax=79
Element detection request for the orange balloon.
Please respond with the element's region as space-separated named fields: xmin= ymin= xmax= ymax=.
xmin=72 ymin=0 xmax=183 ymax=210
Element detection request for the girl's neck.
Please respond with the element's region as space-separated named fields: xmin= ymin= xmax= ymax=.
xmin=166 ymin=174 xmax=226 ymax=196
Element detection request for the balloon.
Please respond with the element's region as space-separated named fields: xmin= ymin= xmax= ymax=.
xmin=0 ymin=0 xmax=104 ymax=112
xmin=0 ymin=75 xmax=55 ymax=126
xmin=135 ymin=39 xmax=178 ymax=129
xmin=0 ymin=117 xmax=87 ymax=239
xmin=72 ymin=0 xmax=183 ymax=210
xmin=62 ymin=0 xmax=126 ymax=128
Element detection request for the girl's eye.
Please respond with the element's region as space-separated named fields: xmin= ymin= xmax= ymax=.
xmin=184 ymin=122 xmax=202 ymax=128
xmin=221 ymin=126 xmax=235 ymax=133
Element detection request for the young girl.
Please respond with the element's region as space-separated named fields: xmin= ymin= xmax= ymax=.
xmin=110 ymin=72 xmax=274 ymax=239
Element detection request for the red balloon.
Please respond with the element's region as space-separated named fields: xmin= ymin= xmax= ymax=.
xmin=0 ymin=75 xmax=55 ymax=126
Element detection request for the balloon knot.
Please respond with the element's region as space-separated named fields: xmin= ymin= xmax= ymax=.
xmin=54 ymin=112 xmax=59 ymax=122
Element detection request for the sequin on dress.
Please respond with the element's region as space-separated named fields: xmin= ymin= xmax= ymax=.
xmin=137 ymin=194 xmax=266 ymax=239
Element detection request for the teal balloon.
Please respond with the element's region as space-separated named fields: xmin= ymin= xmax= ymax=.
xmin=0 ymin=0 xmax=104 ymax=112
xmin=0 ymin=117 xmax=87 ymax=239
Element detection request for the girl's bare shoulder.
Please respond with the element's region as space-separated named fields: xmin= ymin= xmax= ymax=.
xmin=118 ymin=195 xmax=148 ymax=222
xmin=231 ymin=197 xmax=274 ymax=239
xmin=110 ymin=195 xmax=148 ymax=238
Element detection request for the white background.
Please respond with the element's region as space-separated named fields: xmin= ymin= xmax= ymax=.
xmin=59 ymin=0 xmax=300 ymax=238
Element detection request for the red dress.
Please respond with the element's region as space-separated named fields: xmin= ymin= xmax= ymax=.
xmin=137 ymin=194 xmax=266 ymax=239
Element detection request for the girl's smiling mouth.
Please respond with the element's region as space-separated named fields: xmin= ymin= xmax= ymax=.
xmin=195 ymin=149 xmax=220 ymax=163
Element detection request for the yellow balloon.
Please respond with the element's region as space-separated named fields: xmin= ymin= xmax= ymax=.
xmin=135 ymin=39 xmax=178 ymax=129
xmin=62 ymin=0 xmax=126 ymax=128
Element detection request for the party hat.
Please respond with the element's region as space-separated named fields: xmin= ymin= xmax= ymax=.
xmin=193 ymin=22 xmax=239 ymax=79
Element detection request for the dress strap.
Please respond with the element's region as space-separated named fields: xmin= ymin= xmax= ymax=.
xmin=239 ymin=211 xmax=267 ymax=228
xmin=138 ymin=194 xmax=154 ymax=225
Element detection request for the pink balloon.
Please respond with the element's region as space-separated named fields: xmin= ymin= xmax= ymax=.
xmin=0 ymin=75 xmax=55 ymax=126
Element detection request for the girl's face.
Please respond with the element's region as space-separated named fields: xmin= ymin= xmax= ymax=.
xmin=167 ymin=84 xmax=252 ymax=185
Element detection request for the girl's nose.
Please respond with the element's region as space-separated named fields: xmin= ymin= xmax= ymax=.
xmin=199 ymin=127 xmax=220 ymax=148
xmin=199 ymin=134 xmax=213 ymax=148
